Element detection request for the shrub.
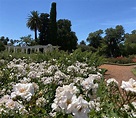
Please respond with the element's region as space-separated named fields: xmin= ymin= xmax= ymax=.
xmin=0 ymin=51 xmax=136 ymax=117
xmin=0 ymin=41 xmax=5 ymax=51
xmin=106 ymin=56 xmax=134 ymax=64
xmin=0 ymin=49 xmax=104 ymax=67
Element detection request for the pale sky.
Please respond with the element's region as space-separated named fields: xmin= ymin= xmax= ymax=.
xmin=0 ymin=0 xmax=136 ymax=43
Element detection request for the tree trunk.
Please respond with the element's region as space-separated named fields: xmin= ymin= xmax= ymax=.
xmin=34 ymin=28 xmax=37 ymax=40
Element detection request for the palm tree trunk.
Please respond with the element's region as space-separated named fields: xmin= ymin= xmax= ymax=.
xmin=34 ymin=27 xmax=37 ymax=40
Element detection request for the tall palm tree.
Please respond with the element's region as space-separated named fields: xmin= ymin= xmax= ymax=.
xmin=26 ymin=11 xmax=40 ymax=40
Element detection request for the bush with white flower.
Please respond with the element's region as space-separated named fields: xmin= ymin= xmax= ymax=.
xmin=11 ymin=83 xmax=35 ymax=101
xmin=121 ymin=78 xmax=136 ymax=93
xmin=0 ymin=49 xmax=135 ymax=118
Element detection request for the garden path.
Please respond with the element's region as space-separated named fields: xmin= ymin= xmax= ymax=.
xmin=99 ymin=64 xmax=136 ymax=84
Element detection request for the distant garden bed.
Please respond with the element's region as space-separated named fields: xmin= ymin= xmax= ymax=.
xmin=105 ymin=55 xmax=136 ymax=65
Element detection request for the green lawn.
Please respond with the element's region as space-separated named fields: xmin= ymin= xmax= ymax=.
xmin=132 ymin=67 xmax=136 ymax=76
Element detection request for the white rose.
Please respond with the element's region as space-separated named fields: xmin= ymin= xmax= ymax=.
xmin=67 ymin=96 xmax=90 ymax=118
xmin=121 ymin=78 xmax=136 ymax=93
xmin=11 ymin=83 xmax=34 ymax=101
xmin=106 ymin=78 xmax=118 ymax=86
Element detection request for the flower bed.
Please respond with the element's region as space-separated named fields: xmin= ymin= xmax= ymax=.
xmin=0 ymin=51 xmax=136 ymax=117
xmin=106 ymin=56 xmax=136 ymax=65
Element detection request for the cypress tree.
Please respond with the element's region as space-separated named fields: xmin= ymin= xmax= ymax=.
xmin=49 ymin=2 xmax=57 ymax=45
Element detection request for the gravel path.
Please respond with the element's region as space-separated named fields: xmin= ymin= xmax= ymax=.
xmin=99 ymin=64 xmax=136 ymax=84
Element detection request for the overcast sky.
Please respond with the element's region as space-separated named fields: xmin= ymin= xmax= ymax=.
xmin=0 ymin=0 xmax=136 ymax=43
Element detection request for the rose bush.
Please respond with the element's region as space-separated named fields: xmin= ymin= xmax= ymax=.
xmin=0 ymin=50 xmax=135 ymax=118
xmin=11 ymin=83 xmax=35 ymax=101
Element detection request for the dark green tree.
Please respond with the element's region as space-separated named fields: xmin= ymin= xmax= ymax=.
xmin=39 ymin=13 xmax=50 ymax=45
xmin=86 ymin=29 xmax=103 ymax=49
xmin=10 ymin=39 xmax=14 ymax=45
xmin=131 ymin=30 xmax=136 ymax=34
xmin=0 ymin=36 xmax=9 ymax=45
xmin=78 ymin=40 xmax=92 ymax=52
xmin=27 ymin=11 xmax=40 ymax=40
xmin=20 ymin=35 xmax=33 ymax=46
xmin=0 ymin=41 xmax=5 ymax=51
xmin=49 ymin=2 xmax=57 ymax=45
xmin=98 ymin=39 xmax=109 ymax=56
xmin=105 ymin=25 xmax=125 ymax=57
xmin=125 ymin=31 xmax=136 ymax=44
xmin=80 ymin=40 xmax=86 ymax=45
xmin=122 ymin=30 xmax=136 ymax=55
xmin=57 ymin=19 xmax=78 ymax=52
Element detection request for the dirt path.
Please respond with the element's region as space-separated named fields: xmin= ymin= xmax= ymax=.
xmin=99 ymin=64 xmax=136 ymax=84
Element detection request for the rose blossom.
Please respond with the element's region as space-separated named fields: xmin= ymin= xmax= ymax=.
xmin=121 ymin=78 xmax=136 ymax=93
xmin=11 ymin=83 xmax=34 ymax=101
xmin=51 ymin=83 xmax=79 ymax=112
xmin=106 ymin=78 xmax=118 ymax=86
xmin=67 ymin=95 xmax=90 ymax=118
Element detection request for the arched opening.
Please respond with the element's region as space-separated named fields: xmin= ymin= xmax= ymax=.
xmin=39 ymin=48 xmax=44 ymax=53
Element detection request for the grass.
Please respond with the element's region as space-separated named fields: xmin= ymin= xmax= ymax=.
xmin=132 ymin=67 xmax=136 ymax=76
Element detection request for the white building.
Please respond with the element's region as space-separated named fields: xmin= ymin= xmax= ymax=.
xmin=5 ymin=44 xmax=59 ymax=54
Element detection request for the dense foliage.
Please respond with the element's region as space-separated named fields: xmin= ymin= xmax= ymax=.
xmin=86 ymin=26 xmax=136 ymax=57
xmin=39 ymin=13 xmax=50 ymax=45
xmin=0 ymin=41 xmax=5 ymax=52
xmin=87 ymin=29 xmax=103 ymax=49
xmin=57 ymin=19 xmax=78 ymax=52
xmin=104 ymin=25 xmax=125 ymax=57
xmin=0 ymin=36 xmax=9 ymax=45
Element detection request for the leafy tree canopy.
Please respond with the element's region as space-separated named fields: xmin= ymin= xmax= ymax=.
xmin=0 ymin=36 xmax=9 ymax=45
xmin=125 ymin=30 xmax=136 ymax=44
xmin=104 ymin=25 xmax=125 ymax=57
xmin=105 ymin=25 xmax=125 ymax=44
xmin=57 ymin=19 xmax=78 ymax=52
xmin=20 ymin=35 xmax=33 ymax=46
xmin=26 ymin=11 xmax=40 ymax=40
xmin=86 ymin=29 xmax=103 ymax=48
xmin=79 ymin=40 xmax=86 ymax=45
xmin=0 ymin=40 xmax=5 ymax=51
